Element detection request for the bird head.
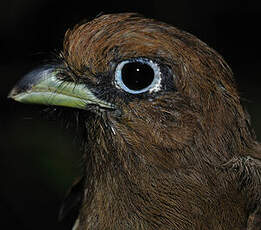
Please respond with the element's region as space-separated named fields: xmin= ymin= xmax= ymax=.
xmin=9 ymin=13 xmax=258 ymax=229
xmin=9 ymin=13 xmax=254 ymax=171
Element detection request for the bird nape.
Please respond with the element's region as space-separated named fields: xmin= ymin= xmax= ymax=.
xmin=9 ymin=13 xmax=261 ymax=230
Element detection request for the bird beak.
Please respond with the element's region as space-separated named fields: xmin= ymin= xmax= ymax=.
xmin=8 ymin=65 xmax=113 ymax=110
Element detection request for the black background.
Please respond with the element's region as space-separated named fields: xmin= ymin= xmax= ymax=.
xmin=1 ymin=0 xmax=261 ymax=229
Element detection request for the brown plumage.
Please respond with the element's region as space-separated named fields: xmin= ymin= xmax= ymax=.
xmin=9 ymin=13 xmax=261 ymax=229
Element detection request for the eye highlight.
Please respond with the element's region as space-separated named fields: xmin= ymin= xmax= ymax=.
xmin=115 ymin=58 xmax=162 ymax=94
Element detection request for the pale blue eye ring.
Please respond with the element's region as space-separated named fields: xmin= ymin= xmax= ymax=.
xmin=114 ymin=58 xmax=162 ymax=94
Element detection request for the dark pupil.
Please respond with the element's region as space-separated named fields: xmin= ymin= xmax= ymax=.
xmin=121 ymin=62 xmax=154 ymax=91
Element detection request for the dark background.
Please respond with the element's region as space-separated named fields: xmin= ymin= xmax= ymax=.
xmin=1 ymin=0 xmax=260 ymax=229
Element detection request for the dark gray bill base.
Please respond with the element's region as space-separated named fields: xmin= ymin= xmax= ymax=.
xmin=8 ymin=66 xmax=113 ymax=110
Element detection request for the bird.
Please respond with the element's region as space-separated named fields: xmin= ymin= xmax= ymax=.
xmin=9 ymin=12 xmax=261 ymax=230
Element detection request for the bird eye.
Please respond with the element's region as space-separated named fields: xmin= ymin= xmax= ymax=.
xmin=115 ymin=58 xmax=161 ymax=94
